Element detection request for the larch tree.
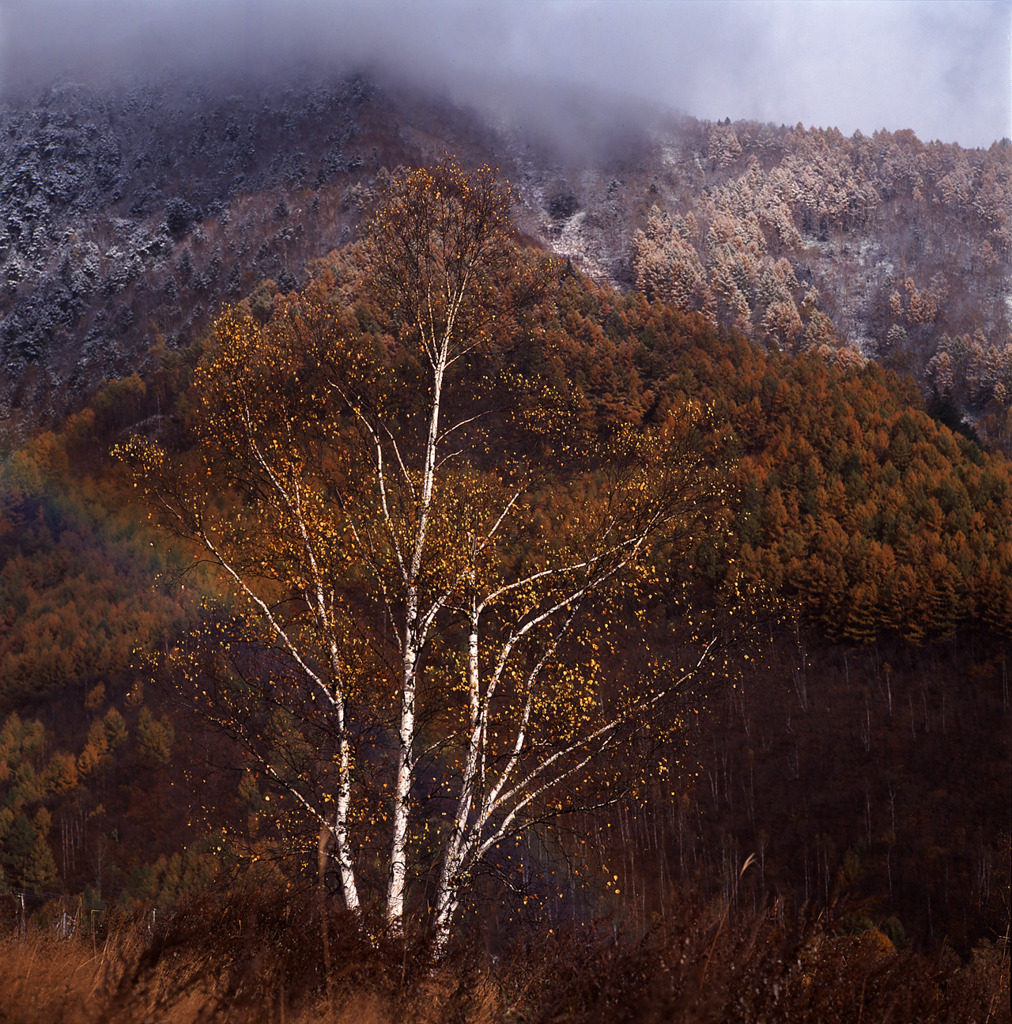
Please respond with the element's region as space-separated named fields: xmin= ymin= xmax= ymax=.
xmin=118 ymin=159 xmax=721 ymax=953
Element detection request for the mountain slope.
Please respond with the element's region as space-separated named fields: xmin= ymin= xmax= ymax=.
xmin=1 ymin=75 xmax=1009 ymax=452
xmin=0 ymin=73 xmax=1008 ymax=959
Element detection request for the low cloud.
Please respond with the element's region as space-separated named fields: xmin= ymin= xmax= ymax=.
xmin=1 ymin=0 xmax=1008 ymax=147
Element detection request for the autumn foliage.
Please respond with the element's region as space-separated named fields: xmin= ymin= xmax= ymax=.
xmin=0 ymin=156 xmax=1008 ymax=1014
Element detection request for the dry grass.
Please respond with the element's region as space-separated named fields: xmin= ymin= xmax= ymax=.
xmin=0 ymin=882 xmax=1007 ymax=1024
xmin=0 ymin=926 xmax=130 ymax=1024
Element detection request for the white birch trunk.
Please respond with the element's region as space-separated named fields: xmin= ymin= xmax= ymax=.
xmin=386 ymin=612 xmax=419 ymax=929
xmin=432 ymin=611 xmax=482 ymax=953
xmin=386 ymin=342 xmax=447 ymax=933
xmin=333 ymin=688 xmax=360 ymax=913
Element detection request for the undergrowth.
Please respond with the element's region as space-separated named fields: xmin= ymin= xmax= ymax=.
xmin=0 ymin=878 xmax=1007 ymax=1023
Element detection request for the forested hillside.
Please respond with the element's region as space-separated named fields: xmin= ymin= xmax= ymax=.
xmin=1 ymin=76 xmax=1009 ymax=451
xmin=0 ymin=78 xmax=1007 ymax=1022
xmin=3 ymin=237 xmax=1008 ymax=941
xmin=630 ymin=124 xmax=1011 ymax=433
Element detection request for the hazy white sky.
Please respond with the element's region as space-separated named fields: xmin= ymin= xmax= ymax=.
xmin=2 ymin=0 xmax=1009 ymax=147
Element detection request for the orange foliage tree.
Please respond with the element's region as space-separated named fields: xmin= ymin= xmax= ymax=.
xmin=119 ymin=160 xmax=721 ymax=952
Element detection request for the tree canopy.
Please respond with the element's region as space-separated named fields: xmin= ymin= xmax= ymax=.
xmin=118 ymin=160 xmax=723 ymax=951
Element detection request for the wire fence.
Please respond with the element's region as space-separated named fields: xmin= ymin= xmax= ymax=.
xmin=5 ymin=887 xmax=157 ymax=940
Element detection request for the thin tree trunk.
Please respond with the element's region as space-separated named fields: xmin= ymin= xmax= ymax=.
xmin=386 ymin=345 xmax=446 ymax=932
xmin=387 ymin=623 xmax=418 ymax=931
xmin=433 ymin=613 xmax=482 ymax=954
xmin=334 ymin=714 xmax=360 ymax=913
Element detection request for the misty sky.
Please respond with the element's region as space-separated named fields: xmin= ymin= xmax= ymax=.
xmin=1 ymin=0 xmax=1009 ymax=148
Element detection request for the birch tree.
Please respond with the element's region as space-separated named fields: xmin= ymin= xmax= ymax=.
xmin=118 ymin=159 xmax=721 ymax=953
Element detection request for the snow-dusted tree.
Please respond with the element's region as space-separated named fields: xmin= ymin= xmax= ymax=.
xmin=633 ymin=205 xmax=710 ymax=313
xmin=118 ymin=159 xmax=719 ymax=953
xmin=705 ymin=210 xmax=762 ymax=334
xmin=707 ymin=122 xmax=743 ymax=169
